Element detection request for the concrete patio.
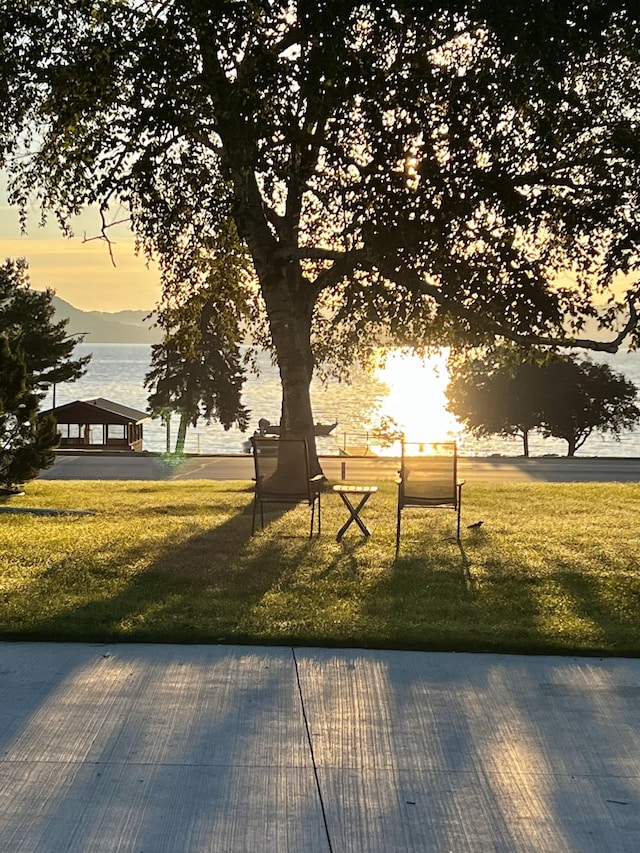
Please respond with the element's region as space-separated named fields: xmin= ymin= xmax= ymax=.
xmin=1 ymin=643 xmax=639 ymax=851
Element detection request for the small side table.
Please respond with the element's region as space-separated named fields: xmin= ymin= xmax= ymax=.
xmin=333 ymin=484 xmax=378 ymax=542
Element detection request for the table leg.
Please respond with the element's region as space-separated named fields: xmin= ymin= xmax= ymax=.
xmin=336 ymin=493 xmax=373 ymax=542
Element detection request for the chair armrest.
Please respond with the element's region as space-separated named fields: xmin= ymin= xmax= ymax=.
xmin=310 ymin=474 xmax=325 ymax=494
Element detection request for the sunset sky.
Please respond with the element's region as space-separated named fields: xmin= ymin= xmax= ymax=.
xmin=3 ymin=186 xmax=635 ymax=318
xmin=0 ymin=192 xmax=161 ymax=313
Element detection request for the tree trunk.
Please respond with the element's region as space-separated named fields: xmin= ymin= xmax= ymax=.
xmin=263 ymin=285 xmax=322 ymax=475
xmin=522 ymin=430 xmax=530 ymax=457
xmin=233 ymin=177 xmax=322 ymax=475
xmin=163 ymin=17 xmax=323 ymax=473
xmin=164 ymin=414 xmax=171 ymax=453
xmin=174 ymin=411 xmax=188 ymax=455
xmin=566 ymin=436 xmax=576 ymax=457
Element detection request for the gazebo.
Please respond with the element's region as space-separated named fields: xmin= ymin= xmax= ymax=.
xmin=42 ymin=397 xmax=150 ymax=452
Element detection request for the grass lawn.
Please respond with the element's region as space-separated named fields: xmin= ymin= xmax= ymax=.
xmin=1 ymin=479 xmax=639 ymax=656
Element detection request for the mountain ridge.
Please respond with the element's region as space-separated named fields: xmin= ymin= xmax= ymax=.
xmin=52 ymin=296 xmax=163 ymax=343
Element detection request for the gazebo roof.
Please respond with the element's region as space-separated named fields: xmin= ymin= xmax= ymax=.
xmin=42 ymin=397 xmax=150 ymax=425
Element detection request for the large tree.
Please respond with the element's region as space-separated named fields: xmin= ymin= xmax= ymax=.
xmin=539 ymin=356 xmax=640 ymax=456
xmin=447 ymin=346 xmax=640 ymax=456
xmin=446 ymin=349 xmax=546 ymax=456
xmin=2 ymin=2 xmax=640 ymax=472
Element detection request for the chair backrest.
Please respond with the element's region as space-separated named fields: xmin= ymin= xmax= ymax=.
xmin=399 ymin=440 xmax=458 ymax=507
xmin=251 ymin=436 xmax=313 ymax=500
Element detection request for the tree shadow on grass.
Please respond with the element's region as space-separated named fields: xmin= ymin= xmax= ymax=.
xmin=534 ymin=569 xmax=640 ymax=656
xmin=5 ymin=484 xmax=640 ymax=657
xmin=351 ymin=510 xmax=640 ymax=656
xmin=473 ymin=535 xmax=640 ymax=656
xmin=360 ymin=553 xmax=477 ymax=652
xmin=2 ymin=492 xmax=325 ymax=645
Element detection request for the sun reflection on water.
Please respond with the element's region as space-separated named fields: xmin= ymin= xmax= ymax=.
xmin=373 ymin=349 xmax=463 ymax=445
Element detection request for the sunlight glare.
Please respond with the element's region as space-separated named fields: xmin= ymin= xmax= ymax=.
xmin=374 ymin=349 xmax=462 ymax=444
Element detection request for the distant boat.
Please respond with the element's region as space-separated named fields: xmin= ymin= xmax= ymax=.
xmin=242 ymin=419 xmax=339 ymax=453
xmin=257 ymin=418 xmax=338 ymax=437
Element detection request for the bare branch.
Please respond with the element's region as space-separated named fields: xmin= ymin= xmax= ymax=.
xmin=82 ymin=212 xmax=131 ymax=267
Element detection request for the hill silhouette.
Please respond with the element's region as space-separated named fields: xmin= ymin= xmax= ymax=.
xmin=52 ymin=296 xmax=162 ymax=343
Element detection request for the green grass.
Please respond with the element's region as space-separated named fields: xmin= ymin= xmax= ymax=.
xmin=1 ymin=479 xmax=640 ymax=656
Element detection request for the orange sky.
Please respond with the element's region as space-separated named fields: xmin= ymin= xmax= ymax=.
xmin=3 ymin=190 xmax=636 ymax=317
xmin=1 ymin=198 xmax=161 ymax=312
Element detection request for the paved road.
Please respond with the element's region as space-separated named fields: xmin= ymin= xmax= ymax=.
xmin=38 ymin=451 xmax=640 ymax=483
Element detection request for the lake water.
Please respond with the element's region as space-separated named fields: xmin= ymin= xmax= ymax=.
xmin=40 ymin=343 xmax=640 ymax=457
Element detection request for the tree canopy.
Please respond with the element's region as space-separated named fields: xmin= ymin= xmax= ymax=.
xmin=446 ymin=349 xmax=545 ymax=455
xmin=538 ymin=356 xmax=640 ymax=456
xmin=446 ymin=346 xmax=640 ymax=456
xmin=1 ymin=2 xmax=639 ymax=469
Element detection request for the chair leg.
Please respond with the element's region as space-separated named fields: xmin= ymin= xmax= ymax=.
xmin=252 ymin=496 xmax=258 ymax=535
xmin=395 ymin=505 xmax=402 ymax=557
xmin=309 ymin=493 xmax=321 ymax=538
xmin=456 ymin=485 xmax=463 ymax=542
xmin=310 ymin=493 xmax=321 ymax=537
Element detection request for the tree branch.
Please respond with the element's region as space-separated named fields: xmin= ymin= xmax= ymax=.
xmin=82 ymin=211 xmax=131 ymax=267
xmin=374 ymin=259 xmax=638 ymax=353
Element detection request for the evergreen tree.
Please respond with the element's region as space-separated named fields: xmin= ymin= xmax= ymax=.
xmin=145 ymin=223 xmax=251 ymax=453
xmin=0 ymin=259 xmax=89 ymax=488
xmin=0 ymin=259 xmax=90 ymax=392
xmin=0 ymin=336 xmax=59 ymax=490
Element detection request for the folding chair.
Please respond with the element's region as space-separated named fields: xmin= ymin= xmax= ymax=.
xmin=396 ymin=440 xmax=465 ymax=555
xmin=251 ymin=436 xmax=323 ymax=537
